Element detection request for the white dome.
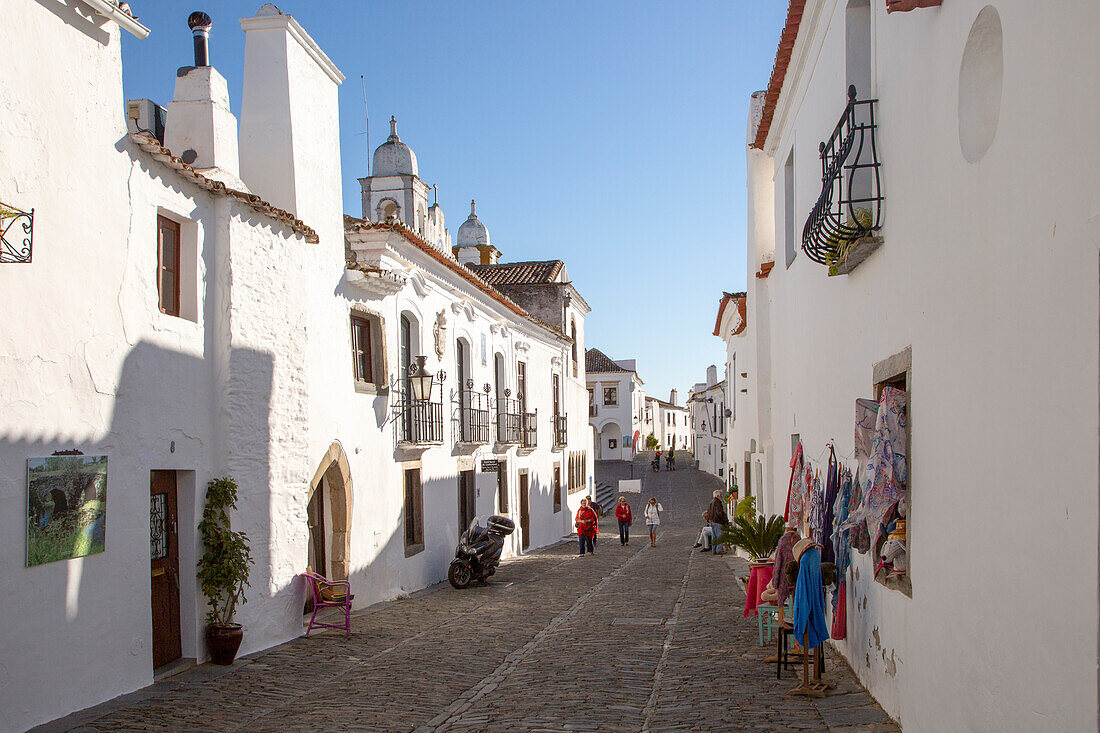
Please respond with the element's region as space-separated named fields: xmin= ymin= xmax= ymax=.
xmin=456 ymin=200 xmax=490 ymax=247
xmin=372 ymin=116 xmax=417 ymax=177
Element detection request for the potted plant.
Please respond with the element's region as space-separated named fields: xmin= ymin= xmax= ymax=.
xmin=197 ymin=476 xmax=253 ymax=665
xmin=718 ymin=513 xmax=786 ymax=564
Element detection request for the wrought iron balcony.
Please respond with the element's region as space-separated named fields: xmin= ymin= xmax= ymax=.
xmin=522 ymin=411 xmax=538 ymax=449
xmin=1 ymin=201 xmax=33 ymax=264
xmin=496 ymin=398 xmax=523 ymax=444
xmin=554 ymin=414 xmax=568 ymax=447
xmin=457 ymin=391 xmax=490 ymax=444
xmin=396 ymin=393 xmax=444 ymax=445
xmin=802 ymin=85 xmax=883 ymax=272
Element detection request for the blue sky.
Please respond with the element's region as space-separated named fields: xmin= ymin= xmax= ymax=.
xmin=121 ymin=1 xmax=787 ymax=401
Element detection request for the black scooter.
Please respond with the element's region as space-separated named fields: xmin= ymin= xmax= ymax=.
xmin=448 ymin=515 xmax=515 ymax=589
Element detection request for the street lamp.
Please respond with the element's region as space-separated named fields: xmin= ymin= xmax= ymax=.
xmin=408 ymin=356 xmax=434 ymax=402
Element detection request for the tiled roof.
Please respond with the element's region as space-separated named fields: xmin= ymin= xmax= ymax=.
xmin=586 ymin=348 xmax=630 ymax=374
xmin=713 ymin=291 xmax=747 ymax=337
xmin=129 ymin=133 xmax=319 ymax=243
xmin=344 ymin=216 xmax=568 ymax=341
xmin=752 ymin=1 xmax=807 ymax=151
xmin=468 ymin=260 xmax=564 ymax=285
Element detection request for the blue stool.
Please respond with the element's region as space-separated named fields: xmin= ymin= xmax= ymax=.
xmin=756 ymin=603 xmax=791 ymax=646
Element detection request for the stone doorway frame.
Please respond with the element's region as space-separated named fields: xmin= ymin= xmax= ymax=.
xmin=308 ymin=442 xmax=353 ymax=581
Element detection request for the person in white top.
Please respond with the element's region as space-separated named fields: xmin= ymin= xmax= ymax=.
xmin=643 ymin=497 xmax=663 ymax=546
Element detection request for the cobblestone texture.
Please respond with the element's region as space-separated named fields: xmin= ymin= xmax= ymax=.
xmin=40 ymin=463 xmax=898 ymax=733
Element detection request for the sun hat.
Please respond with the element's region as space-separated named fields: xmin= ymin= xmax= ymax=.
xmin=792 ymin=537 xmax=820 ymax=562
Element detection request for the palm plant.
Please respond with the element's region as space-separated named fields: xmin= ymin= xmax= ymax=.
xmin=719 ymin=514 xmax=786 ymax=562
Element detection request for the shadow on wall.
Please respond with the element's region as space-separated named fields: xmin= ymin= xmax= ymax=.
xmin=34 ymin=0 xmax=111 ymax=45
xmin=0 ymin=339 xmax=276 ymax=731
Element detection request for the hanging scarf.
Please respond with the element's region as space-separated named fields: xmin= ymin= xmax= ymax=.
xmin=792 ymin=546 xmax=830 ymax=650
xmin=774 ymin=530 xmax=800 ymax=606
xmin=850 ymin=387 xmax=907 ymax=549
xmin=821 ymin=453 xmax=839 ymax=565
xmin=843 ymin=399 xmax=879 ymax=554
xmin=808 ymin=472 xmax=825 ymax=545
xmin=784 ymin=442 xmax=804 ymax=525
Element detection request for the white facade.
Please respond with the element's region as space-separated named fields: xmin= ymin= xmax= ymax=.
xmin=0 ymin=4 xmax=592 ymax=730
xmin=729 ymin=1 xmax=1100 ymax=729
xmin=688 ymin=366 xmax=728 ymax=480
xmin=643 ymin=393 xmax=691 ymax=453
xmin=586 ymin=350 xmax=646 ymax=461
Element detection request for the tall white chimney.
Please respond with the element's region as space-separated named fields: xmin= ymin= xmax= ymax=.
xmin=238 ymin=3 xmax=344 ymax=244
xmin=163 ymin=11 xmax=244 ymax=187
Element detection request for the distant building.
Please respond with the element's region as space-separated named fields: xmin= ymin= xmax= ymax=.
xmin=585 ymin=348 xmax=646 ymax=460
xmin=688 ymin=365 xmax=727 ymax=480
xmin=643 ymin=392 xmax=691 ymax=453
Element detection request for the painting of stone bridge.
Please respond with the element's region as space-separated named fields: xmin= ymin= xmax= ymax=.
xmin=26 ymin=455 xmax=107 ymax=566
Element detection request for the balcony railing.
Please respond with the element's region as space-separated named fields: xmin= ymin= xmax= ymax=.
xmin=802 ymin=85 xmax=883 ymax=269
xmin=396 ymin=393 xmax=443 ymax=445
xmin=496 ymin=398 xmax=523 ymax=444
xmin=457 ymin=391 xmax=490 ymax=444
xmin=522 ymin=411 xmax=538 ymax=449
xmin=1 ymin=201 xmax=33 ymax=264
xmin=554 ymin=414 xmax=568 ymax=447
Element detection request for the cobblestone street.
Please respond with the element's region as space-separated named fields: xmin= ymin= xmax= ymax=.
xmin=44 ymin=463 xmax=896 ymax=733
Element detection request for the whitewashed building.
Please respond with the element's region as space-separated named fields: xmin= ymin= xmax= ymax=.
xmin=0 ymin=3 xmax=592 ymax=730
xmin=728 ymin=0 xmax=1100 ymax=729
xmin=585 ymin=349 xmax=646 ymax=461
xmin=643 ymin=392 xmax=691 ymax=454
xmin=688 ymin=365 xmax=728 ymax=481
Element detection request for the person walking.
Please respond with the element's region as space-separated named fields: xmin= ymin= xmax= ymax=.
xmin=575 ymin=498 xmax=598 ymax=556
xmin=707 ymin=490 xmax=730 ymax=554
xmin=644 ymin=497 xmax=663 ymax=546
xmin=615 ymin=497 xmax=633 ymax=545
xmin=667 ymin=446 xmax=676 ymax=471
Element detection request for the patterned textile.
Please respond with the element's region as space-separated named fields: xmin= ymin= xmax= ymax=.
xmin=833 ymin=470 xmax=853 ymax=577
xmin=821 ymin=456 xmax=839 ymax=565
xmin=808 ymin=472 xmax=825 ymax=545
xmin=774 ymin=530 xmax=800 ymax=605
xmin=831 ymin=580 xmax=847 ymax=639
xmin=792 ymin=546 xmax=830 ymax=650
xmin=844 ymin=398 xmax=880 ymax=554
xmin=784 ymin=442 xmax=804 ymax=527
xmin=850 ymin=387 xmax=908 ymax=550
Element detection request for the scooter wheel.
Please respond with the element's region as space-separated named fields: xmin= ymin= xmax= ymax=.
xmin=448 ymin=561 xmax=473 ymax=589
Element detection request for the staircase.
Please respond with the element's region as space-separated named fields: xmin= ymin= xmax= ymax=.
xmin=593 ymin=480 xmax=617 ymax=516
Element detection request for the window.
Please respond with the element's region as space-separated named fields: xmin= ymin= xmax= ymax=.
xmin=553 ymin=374 xmax=561 ymax=416
xmin=553 ymin=465 xmax=562 ymax=513
xmin=783 ymin=150 xmax=796 ymax=268
xmin=604 ymin=386 xmax=617 ymax=406
xmin=872 ymin=346 xmax=912 ymax=597
xmin=570 ymin=321 xmax=578 ymax=378
xmin=403 ymin=468 xmax=424 ymax=555
xmin=609 ymin=438 xmax=617 ymax=450
xmin=458 ymin=470 xmax=475 ymax=532
xmin=350 ymin=313 xmax=381 ymax=388
xmin=157 ymin=215 xmax=181 ymax=316
xmin=517 ymin=361 xmax=527 ymax=414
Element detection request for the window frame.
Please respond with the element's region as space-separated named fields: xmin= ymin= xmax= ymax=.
xmin=403 ymin=467 xmax=424 ymax=556
xmin=350 ymin=310 xmax=387 ymax=394
xmin=157 ymin=214 xmax=181 ymax=317
xmin=553 ymin=464 xmax=562 ymax=513
xmin=603 ymin=386 xmax=617 ymax=406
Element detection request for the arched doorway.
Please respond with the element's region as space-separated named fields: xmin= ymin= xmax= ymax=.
xmin=307 ymin=442 xmax=352 ymax=580
xmin=598 ymin=421 xmax=621 ymax=460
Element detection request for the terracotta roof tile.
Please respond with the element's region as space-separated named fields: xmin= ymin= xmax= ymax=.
xmin=467 ymin=260 xmax=564 ymax=285
xmin=129 ymin=133 xmax=319 ymax=243
xmin=752 ymin=1 xmax=807 ymax=151
xmin=585 ymin=348 xmax=630 ymax=374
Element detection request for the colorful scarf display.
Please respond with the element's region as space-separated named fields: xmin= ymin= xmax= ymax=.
xmin=849 ymin=387 xmax=907 ymax=551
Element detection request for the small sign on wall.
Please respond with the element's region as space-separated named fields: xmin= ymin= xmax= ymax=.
xmin=480 ymin=459 xmax=500 ymax=472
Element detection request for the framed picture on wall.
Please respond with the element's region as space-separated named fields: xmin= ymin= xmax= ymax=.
xmin=26 ymin=455 xmax=108 ymax=567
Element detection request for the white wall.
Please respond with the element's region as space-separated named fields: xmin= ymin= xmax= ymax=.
xmin=740 ymin=1 xmax=1100 ymax=728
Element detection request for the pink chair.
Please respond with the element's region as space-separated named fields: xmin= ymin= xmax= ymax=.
xmin=301 ymin=571 xmax=353 ymax=638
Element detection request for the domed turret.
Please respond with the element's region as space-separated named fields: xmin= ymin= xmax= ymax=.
xmin=456 ymin=200 xmax=490 ymax=247
xmin=372 ymin=116 xmax=417 ymax=177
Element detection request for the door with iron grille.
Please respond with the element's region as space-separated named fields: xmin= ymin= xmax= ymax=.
xmin=518 ymin=472 xmax=530 ymax=550
xmin=150 ymin=470 xmax=181 ymax=669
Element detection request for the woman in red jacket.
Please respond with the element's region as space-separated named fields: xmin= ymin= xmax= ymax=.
xmin=615 ymin=497 xmax=633 ymax=546
xmin=575 ymin=498 xmax=598 ymax=556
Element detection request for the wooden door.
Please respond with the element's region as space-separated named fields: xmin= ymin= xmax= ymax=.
xmin=497 ymin=462 xmax=508 ymax=514
xmin=458 ymin=470 xmax=476 ymax=531
xmin=150 ymin=470 xmax=181 ymax=669
xmin=518 ymin=473 xmax=530 ymax=550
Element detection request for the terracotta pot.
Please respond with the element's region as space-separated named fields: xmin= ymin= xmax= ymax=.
xmin=206 ymin=623 xmax=243 ymax=665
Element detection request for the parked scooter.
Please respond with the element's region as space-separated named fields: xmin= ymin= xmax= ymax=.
xmin=448 ymin=515 xmax=516 ymax=589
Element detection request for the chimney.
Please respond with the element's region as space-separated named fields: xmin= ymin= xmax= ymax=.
xmin=706 ymin=364 xmax=718 ymax=387
xmin=239 ymin=4 xmax=345 ymax=244
xmin=163 ymin=11 xmax=243 ymax=184
xmin=670 ymin=389 xmax=678 ymax=406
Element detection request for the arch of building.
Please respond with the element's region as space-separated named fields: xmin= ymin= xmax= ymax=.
xmin=308 ymin=441 xmax=353 ymax=580
xmin=598 ymin=420 xmax=622 ymax=460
